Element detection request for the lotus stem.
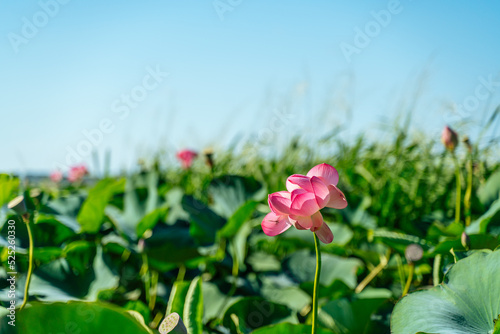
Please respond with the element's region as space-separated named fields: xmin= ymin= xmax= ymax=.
xmin=402 ymin=262 xmax=414 ymax=297
xmin=140 ymin=252 xmax=152 ymax=308
xmin=149 ymin=270 xmax=158 ymax=311
xmin=20 ymin=215 xmax=34 ymax=310
xmin=312 ymin=233 xmax=321 ymax=334
xmin=226 ymin=242 xmax=240 ymax=298
xmin=355 ymin=254 xmax=388 ymax=294
xmin=176 ymin=265 xmax=186 ymax=282
xmin=452 ymin=153 xmax=461 ymax=225
xmin=464 ymin=153 xmax=473 ymax=227
xmin=215 ymin=241 xmax=240 ymax=318
xmin=433 ymin=254 xmax=442 ymax=286
xmin=464 ymin=164 xmax=472 ymax=227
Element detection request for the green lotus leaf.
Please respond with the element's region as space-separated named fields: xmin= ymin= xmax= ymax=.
xmin=391 ymin=249 xmax=500 ymax=334
xmin=0 ymin=301 xmax=152 ymax=333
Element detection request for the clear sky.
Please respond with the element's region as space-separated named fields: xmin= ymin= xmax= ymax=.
xmin=1 ymin=1 xmax=499 ymax=174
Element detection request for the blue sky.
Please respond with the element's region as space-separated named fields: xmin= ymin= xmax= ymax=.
xmin=1 ymin=1 xmax=499 ymax=173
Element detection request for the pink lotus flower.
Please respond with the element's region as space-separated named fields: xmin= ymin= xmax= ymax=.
xmin=441 ymin=125 xmax=458 ymax=152
xmin=262 ymin=163 xmax=347 ymax=244
xmin=176 ymin=149 xmax=198 ymax=169
xmin=68 ymin=165 xmax=88 ymax=182
xmin=50 ymin=170 xmax=63 ymax=183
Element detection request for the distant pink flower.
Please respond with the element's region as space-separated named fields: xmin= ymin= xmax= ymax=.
xmin=441 ymin=125 xmax=458 ymax=152
xmin=262 ymin=163 xmax=347 ymax=244
xmin=68 ymin=165 xmax=88 ymax=182
xmin=177 ymin=149 xmax=198 ymax=169
xmin=50 ymin=170 xmax=63 ymax=183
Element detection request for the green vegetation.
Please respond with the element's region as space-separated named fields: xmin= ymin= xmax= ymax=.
xmin=0 ymin=125 xmax=499 ymax=333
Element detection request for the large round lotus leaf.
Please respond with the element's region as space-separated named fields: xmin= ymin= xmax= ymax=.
xmin=0 ymin=301 xmax=153 ymax=334
xmin=391 ymin=249 xmax=500 ymax=334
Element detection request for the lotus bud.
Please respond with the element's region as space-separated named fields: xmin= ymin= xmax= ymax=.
xmin=137 ymin=230 xmax=152 ymax=253
xmin=159 ymin=313 xmax=188 ymax=334
xmin=203 ymin=148 xmax=214 ymax=170
xmin=462 ymin=135 xmax=472 ymax=153
xmin=68 ymin=164 xmax=88 ymax=183
xmin=50 ymin=170 xmax=63 ymax=183
xmin=137 ymin=239 xmax=145 ymax=253
xmin=176 ymin=149 xmax=198 ymax=169
xmin=405 ymin=244 xmax=423 ymax=263
xmin=441 ymin=126 xmax=459 ymax=152
xmin=461 ymin=231 xmax=471 ymax=250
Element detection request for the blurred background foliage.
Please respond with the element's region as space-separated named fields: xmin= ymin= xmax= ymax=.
xmin=0 ymin=120 xmax=499 ymax=333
